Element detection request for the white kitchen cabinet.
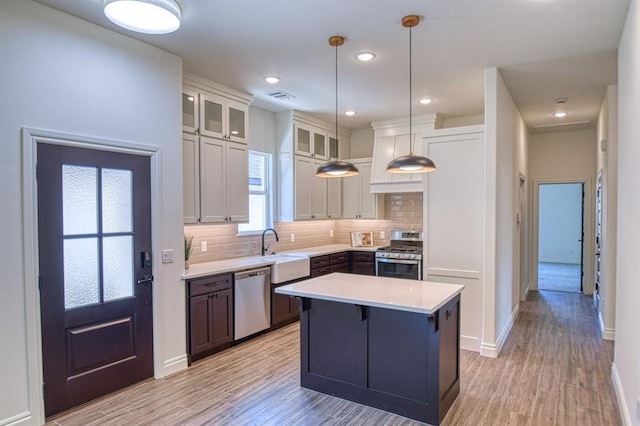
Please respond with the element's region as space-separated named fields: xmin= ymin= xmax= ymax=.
xmin=277 ymin=110 xmax=351 ymax=222
xmin=370 ymin=114 xmax=443 ymax=193
xmin=183 ymin=133 xmax=200 ymax=224
xmin=342 ymin=158 xmax=384 ymax=219
xmin=199 ymin=93 xmax=248 ymax=143
xmin=182 ymin=89 xmax=199 ymax=134
xmin=200 ymin=136 xmax=249 ymax=223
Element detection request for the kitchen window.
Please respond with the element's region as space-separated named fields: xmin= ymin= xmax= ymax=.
xmin=238 ymin=151 xmax=272 ymax=234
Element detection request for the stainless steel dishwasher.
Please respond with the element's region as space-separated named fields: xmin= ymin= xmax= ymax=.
xmin=233 ymin=267 xmax=271 ymax=340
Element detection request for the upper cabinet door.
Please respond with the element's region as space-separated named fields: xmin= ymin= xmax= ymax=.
xmin=226 ymin=99 xmax=248 ymax=144
xmin=200 ymin=93 xmax=225 ymax=139
xmin=295 ymin=123 xmax=313 ymax=157
xmin=329 ymin=136 xmax=340 ymax=159
xmin=183 ymin=133 xmax=200 ymax=224
xmin=225 ymin=142 xmax=249 ymax=222
xmin=182 ymin=90 xmax=199 ymax=134
xmin=313 ymin=130 xmax=327 ymax=159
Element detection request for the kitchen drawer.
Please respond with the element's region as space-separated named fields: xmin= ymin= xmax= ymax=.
xmin=330 ymin=252 xmax=349 ymax=265
xmin=311 ymin=266 xmax=330 ymax=278
xmin=351 ymin=252 xmax=375 ymax=263
xmin=189 ymin=273 xmax=232 ymax=297
xmin=311 ymin=255 xmax=330 ymax=270
xmin=330 ymin=262 xmax=349 ymax=273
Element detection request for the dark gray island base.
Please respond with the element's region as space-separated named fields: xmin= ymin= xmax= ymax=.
xmin=297 ymin=294 xmax=460 ymax=425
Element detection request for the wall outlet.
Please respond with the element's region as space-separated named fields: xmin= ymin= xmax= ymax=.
xmin=380 ymin=231 xmax=385 ymax=239
xmin=201 ymin=241 xmax=208 ymax=252
xmin=290 ymin=233 xmax=295 ymax=242
xmin=161 ymin=249 xmax=174 ymax=264
xmin=330 ymin=230 xmax=334 ymax=237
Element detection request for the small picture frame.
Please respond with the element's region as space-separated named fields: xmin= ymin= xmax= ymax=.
xmin=351 ymin=231 xmax=373 ymax=247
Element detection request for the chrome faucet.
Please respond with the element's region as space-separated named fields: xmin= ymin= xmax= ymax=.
xmin=261 ymin=228 xmax=279 ymax=256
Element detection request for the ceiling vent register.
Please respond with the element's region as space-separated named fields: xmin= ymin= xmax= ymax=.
xmin=267 ymin=90 xmax=296 ymax=101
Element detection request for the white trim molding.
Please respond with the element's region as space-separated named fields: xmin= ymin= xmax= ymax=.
xmin=611 ymin=363 xmax=632 ymax=425
xmin=481 ymin=302 xmax=519 ymax=358
xmin=161 ymin=355 xmax=189 ymax=378
xmin=461 ymin=335 xmax=481 ymax=352
xmin=598 ymin=313 xmax=615 ymax=341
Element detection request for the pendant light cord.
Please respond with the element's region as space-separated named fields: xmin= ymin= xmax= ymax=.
xmin=409 ymin=24 xmax=413 ymax=155
xmin=335 ymin=42 xmax=339 ymax=151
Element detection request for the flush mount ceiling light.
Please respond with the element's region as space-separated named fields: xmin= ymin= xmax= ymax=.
xmin=104 ymin=0 xmax=181 ymax=34
xmin=419 ymin=98 xmax=433 ymax=105
xmin=316 ymin=36 xmax=360 ymax=178
xmin=387 ymin=15 xmax=437 ymax=174
xmin=264 ymin=76 xmax=280 ymax=84
xmin=356 ymin=52 xmax=376 ymax=62
xmin=345 ymin=110 xmax=357 ymax=116
xmin=553 ymin=112 xmax=568 ymax=118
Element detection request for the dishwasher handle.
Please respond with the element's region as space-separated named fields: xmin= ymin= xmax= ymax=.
xmin=234 ymin=267 xmax=271 ymax=281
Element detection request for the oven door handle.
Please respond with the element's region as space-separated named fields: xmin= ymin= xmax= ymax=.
xmin=376 ymin=258 xmax=420 ymax=265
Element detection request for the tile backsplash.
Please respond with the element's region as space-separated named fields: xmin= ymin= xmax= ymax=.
xmin=185 ymin=192 xmax=423 ymax=264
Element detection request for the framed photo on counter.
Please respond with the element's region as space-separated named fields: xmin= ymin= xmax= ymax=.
xmin=351 ymin=231 xmax=373 ymax=247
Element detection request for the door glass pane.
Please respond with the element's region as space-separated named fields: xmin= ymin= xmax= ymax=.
xmin=62 ymin=165 xmax=97 ymax=235
xmin=297 ymin=127 xmax=310 ymax=153
xmin=64 ymin=238 xmax=99 ymax=309
xmin=229 ymin=107 xmax=245 ymax=138
xmin=203 ymin=99 xmax=223 ymax=134
xmin=103 ymin=236 xmax=134 ymax=302
xmin=182 ymin=93 xmax=195 ymax=128
xmin=329 ymin=137 xmax=339 ymax=158
xmin=314 ymin=133 xmax=326 ymax=156
xmin=102 ymin=168 xmax=132 ymax=233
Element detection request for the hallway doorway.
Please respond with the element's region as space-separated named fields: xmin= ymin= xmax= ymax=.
xmin=537 ymin=183 xmax=584 ymax=293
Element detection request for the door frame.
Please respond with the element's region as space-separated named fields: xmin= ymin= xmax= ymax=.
xmin=531 ymin=177 xmax=594 ymax=295
xmin=21 ymin=127 xmax=162 ymax=423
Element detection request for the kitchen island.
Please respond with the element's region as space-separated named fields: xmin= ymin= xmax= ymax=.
xmin=276 ymin=273 xmax=464 ymax=425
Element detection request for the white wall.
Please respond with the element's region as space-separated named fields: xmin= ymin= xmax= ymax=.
xmin=483 ymin=68 xmax=528 ymax=357
xmin=596 ymin=85 xmax=618 ymax=341
xmin=613 ymin=1 xmax=640 ymax=423
xmin=529 ymin=129 xmax=596 ymax=294
xmin=538 ymin=183 xmax=583 ymax=264
xmin=350 ymin=127 xmax=374 ymax=158
xmin=0 ymin=2 xmax=184 ymax=424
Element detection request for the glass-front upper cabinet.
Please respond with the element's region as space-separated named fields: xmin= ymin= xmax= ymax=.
xmin=329 ymin=136 xmax=339 ymax=159
xmin=295 ymin=123 xmax=328 ymax=159
xmin=199 ymin=93 xmax=248 ymax=143
xmin=182 ymin=90 xmax=198 ymax=133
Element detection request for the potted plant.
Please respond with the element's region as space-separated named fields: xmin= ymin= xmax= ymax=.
xmin=184 ymin=234 xmax=193 ymax=269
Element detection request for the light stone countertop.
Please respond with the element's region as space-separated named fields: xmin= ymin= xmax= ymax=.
xmin=182 ymin=244 xmax=380 ymax=280
xmin=275 ymin=273 xmax=464 ymax=315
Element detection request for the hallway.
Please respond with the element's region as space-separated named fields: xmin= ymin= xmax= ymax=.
xmin=46 ymin=291 xmax=620 ymax=425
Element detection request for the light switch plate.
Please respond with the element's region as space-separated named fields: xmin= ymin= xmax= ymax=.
xmin=201 ymin=241 xmax=208 ymax=252
xmin=161 ymin=249 xmax=174 ymax=264
xmin=330 ymin=230 xmax=334 ymax=237
xmin=380 ymin=231 xmax=385 ymax=239
xmin=290 ymin=233 xmax=295 ymax=242
xmin=636 ymin=397 xmax=640 ymax=421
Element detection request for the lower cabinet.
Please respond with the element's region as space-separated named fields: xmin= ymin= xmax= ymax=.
xmin=271 ymin=282 xmax=301 ymax=329
xmin=187 ymin=273 xmax=233 ymax=363
xmin=350 ymin=252 xmax=375 ymax=275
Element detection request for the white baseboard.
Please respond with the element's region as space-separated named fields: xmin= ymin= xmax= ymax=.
xmin=611 ymin=363 xmax=633 ymax=425
xmin=598 ymin=313 xmax=615 ymax=341
xmin=461 ymin=335 xmax=480 ymax=352
xmin=158 ymin=354 xmax=188 ymax=378
xmin=0 ymin=411 xmax=32 ymax=426
xmin=480 ymin=303 xmax=520 ymax=359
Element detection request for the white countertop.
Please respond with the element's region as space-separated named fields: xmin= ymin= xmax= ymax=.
xmin=182 ymin=244 xmax=379 ymax=280
xmin=275 ymin=273 xmax=464 ymax=315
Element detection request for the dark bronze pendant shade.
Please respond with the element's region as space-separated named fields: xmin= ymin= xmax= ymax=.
xmin=386 ymin=15 xmax=437 ymax=175
xmin=316 ymin=36 xmax=360 ymax=178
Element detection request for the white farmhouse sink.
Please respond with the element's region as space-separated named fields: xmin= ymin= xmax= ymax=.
xmin=268 ymin=254 xmax=310 ymax=283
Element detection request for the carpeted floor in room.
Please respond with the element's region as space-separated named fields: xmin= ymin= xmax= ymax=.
xmin=538 ymin=262 xmax=582 ymax=293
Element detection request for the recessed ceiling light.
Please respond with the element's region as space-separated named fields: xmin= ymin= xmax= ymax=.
xmin=355 ymin=52 xmax=376 ymax=62
xmin=264 ymin=76 xmax=280 ymax=84
xmin=345 ymin=110 xmax=356 ymax=116
xmin=419 ymin=98 xmax=433 ymax=105
xmin=103 ymin=0 xmax=181 ymax=34
xmin=553 ymin=112 xmax=568 ymax=118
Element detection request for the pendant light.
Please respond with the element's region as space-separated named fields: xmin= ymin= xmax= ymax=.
xmin=104 ymin=0 xmax=182 ymax=34
xmin=316 ymin=36 xmax=360 ymax=178
xmin=386 ymin=15 xmax=437 ymax=174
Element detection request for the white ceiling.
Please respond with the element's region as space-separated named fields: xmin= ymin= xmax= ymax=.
xmin=33 ymin=0 xmax=629 ymax=132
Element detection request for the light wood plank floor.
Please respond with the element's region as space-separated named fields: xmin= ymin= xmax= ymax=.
xmin=46 ymin=290 xmax=621 ymax=426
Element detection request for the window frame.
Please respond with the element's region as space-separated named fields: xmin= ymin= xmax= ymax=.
xmin=237 ymin=150 xmax=273 ymax=236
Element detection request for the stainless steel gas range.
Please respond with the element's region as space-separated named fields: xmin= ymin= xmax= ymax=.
xmin=375 ymin=230 xmax=423 ymax=280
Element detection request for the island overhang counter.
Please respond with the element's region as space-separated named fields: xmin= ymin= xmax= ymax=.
xmin=275 ymin=273 xmax=464 ymax=425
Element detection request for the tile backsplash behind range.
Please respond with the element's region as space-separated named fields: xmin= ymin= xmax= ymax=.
xmin=185 ymin=192 xmax=423 ymax=264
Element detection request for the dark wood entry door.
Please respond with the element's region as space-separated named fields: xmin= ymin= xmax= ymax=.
xmin=37 ymin=143 xmax=154 ymax=417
